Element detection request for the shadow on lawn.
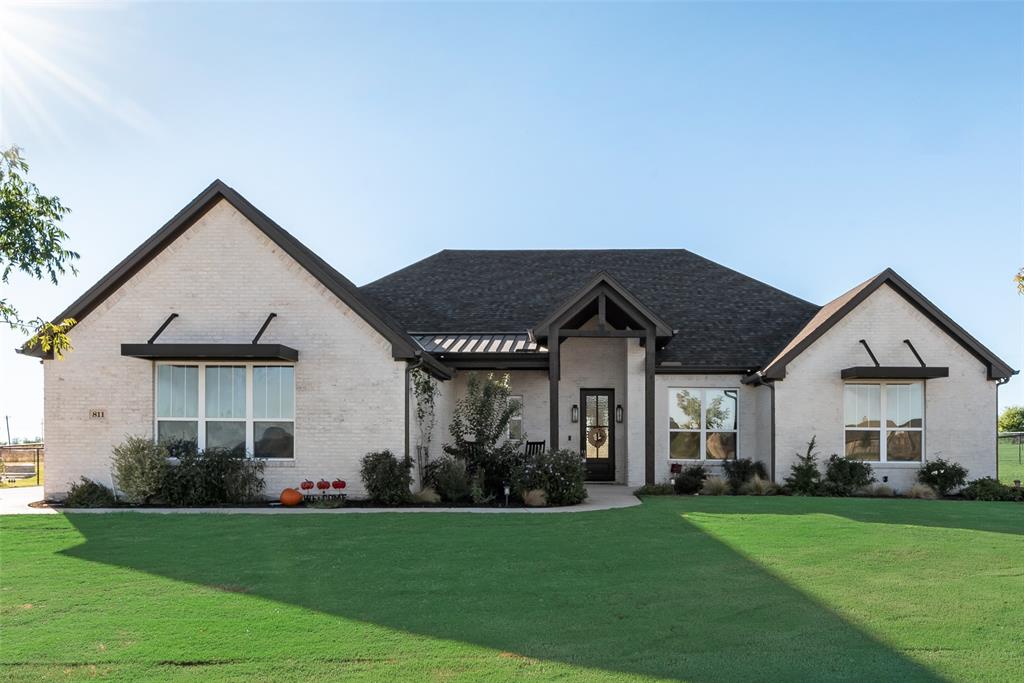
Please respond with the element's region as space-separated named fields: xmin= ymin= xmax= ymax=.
xmin=61 ymin=505 xmax=943 ymax=682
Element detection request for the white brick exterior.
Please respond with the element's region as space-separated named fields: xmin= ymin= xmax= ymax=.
xmin=41 ymin=199 xmax=1003 ymax=500
xmin=43 ymin=200 xmax=408 ymax=499
xmin=774 ymin=284 xmax=998 ymax=491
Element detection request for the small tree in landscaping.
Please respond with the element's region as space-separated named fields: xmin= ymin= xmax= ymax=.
xmin=785 ymin=436 xmax=822 ymax=495
xmin=444 ymin=372 xmax=523 ymax=495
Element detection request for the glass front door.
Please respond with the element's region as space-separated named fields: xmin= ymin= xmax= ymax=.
xmin=581 ymin=389 xmax=615 ymax=481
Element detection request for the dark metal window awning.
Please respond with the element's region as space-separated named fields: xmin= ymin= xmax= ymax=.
xmin=840 ymin=366 xmax=948 ymax=380
xmin=121 ymin=343 xmax=298 ymax=361
xmin=842 ymin=338 xmax=947 ymax=379
xmin=121 ymin=312 xmax=297 ymax=361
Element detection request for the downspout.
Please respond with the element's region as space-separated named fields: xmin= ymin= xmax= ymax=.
xmin=768 ymin=381 xmax=776 ymax=482
xmin=742 ymin=370 xmax=777 ymax=482
xmin=995 ymin=375 xmax=1012 ymax=482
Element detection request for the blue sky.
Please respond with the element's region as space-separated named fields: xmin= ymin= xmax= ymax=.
xmin=0 ymin=1 xmax=1021 ymax=440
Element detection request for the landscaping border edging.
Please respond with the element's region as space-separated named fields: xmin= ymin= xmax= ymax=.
xmin=4 ymin=485 xmax=640 ymax=515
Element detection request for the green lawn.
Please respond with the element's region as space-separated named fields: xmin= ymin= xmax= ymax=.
xmin=2 ymin=498 xmax=1021 ymax=682
xmin=999 ymin=438 xmax=1024 ymax=484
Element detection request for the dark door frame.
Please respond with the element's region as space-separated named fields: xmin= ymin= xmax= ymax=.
xmin=542 ymin=279 xmax=662 ymax=484
xmin=580 ymin=388 xmax=615 ymax=482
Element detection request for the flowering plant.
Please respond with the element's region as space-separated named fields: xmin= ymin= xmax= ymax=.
xmin=917 ymin=458 xmax=967 ymax=496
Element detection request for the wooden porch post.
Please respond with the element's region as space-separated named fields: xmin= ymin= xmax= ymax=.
xmin=549 ymin=329 xmax=560 ymax=451
xmin=645 ymin=328 xmax=656 ymax=484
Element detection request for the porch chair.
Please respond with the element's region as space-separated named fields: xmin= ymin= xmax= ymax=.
xmin=524 ymin=441 xmax=546 ymax=456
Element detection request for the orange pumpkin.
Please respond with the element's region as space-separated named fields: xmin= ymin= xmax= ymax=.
xmin=279 ymin=488 xmax=303 ymax=507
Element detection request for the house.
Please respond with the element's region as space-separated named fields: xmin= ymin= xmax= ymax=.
xmin=21 ymin=180 xmax=1016 ymax=499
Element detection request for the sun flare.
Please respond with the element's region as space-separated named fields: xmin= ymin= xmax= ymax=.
xmin=0 ymin=1 xmax=155 ymax=143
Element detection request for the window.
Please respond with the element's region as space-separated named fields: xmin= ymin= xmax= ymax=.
xmin=205 ymin=366 xmax=246 ymax=452
xmin=154 ymin=363 xmax=295 ymax=458
xmin=844 ymin=382 xmax=923 ymax=462
xmin=156 ymin=365 xmax=198 ymax=444
xmin=508 ymin=395 xmax=523 ymax=440
xmin=253 ymin=366 xmax=295 ymax=459
xmin=668 ymin=388 xmax=738 ymax=460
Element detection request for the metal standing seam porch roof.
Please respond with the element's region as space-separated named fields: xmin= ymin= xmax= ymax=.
xmin=412 ymin=333 xmax=544 ymax=355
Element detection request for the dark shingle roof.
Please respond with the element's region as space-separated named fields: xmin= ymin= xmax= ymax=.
xmin=361 ymin=250 xmax=821 ymax=369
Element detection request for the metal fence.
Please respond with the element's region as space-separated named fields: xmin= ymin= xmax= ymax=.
xmin=0 ymin=445 xmax=42 ymax=486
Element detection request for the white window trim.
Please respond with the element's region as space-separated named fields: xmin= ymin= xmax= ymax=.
xmin=667 ymin=387 xmax=740 ymax=461
xmin=154 ymin=361 xmax=295 ymax=459
xmin=842 ymin=380 xmax=925 ymax=464
xmin=508 ymin=394 xmax=524 ymax=440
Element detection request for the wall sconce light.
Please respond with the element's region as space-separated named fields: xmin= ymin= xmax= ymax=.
xmin=571 ymin=404 xmax=579 ymax=423
xmin=616 ymin=404 xmax=624 ymax=423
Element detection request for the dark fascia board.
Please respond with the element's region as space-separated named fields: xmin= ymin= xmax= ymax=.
xmin=840 ymin=366 xmax=949 ymax=380
xmin=437 ymin=352 xmax=549 ymax=371
xmin=20 ymin=180 xmax=424 ymax=363
xmin=121 ymin=343 xmax=299 ymax=361
xmin=655 ymin=365 xmax=754 ymax=375
xmin=416 ymin=352 xmax=455 ymax=380
xmin=762 ymin=269 xmax=1016 ymax=381
xmin=530 ymin=271 xmax=673 ymax=342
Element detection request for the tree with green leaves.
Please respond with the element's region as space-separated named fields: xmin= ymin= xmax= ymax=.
xmin=998 ymin=405 xmax=1024 ymax=433
xmin=444 ymin=372 xmax=523 ymax=495
xmin=1 ymin=145 xmax=77 ymax=357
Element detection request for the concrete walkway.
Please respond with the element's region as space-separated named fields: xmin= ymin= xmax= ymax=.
xmin=0 ymin=484 xmax=639 ymax=515
xmin=0 ymin=486 xmax=54 ymax=515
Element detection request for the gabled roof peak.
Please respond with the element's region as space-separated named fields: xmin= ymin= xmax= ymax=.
xmin=761 ymin=267 xmax=1015 ymax=381
xmin=20 ymin=180 xmax=452 ymax=376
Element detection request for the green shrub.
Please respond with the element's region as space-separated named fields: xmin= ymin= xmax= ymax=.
xmin=962 ymin=477 xmax=1020 ymax=502
xmin=700 ymin=476 xmax=730 ymax=496
xmin=511 ymin=449 xmax=587 ymax=506
xmin=784 ymin=437 xmax=822 ymax=496
xmin=722 ymin=458 xmax=768 ymax=492
xmin=360 ymin=450 xmax=412 ymax=506
xmin=673 ymin=464 xmax=707 ymax=495
xmin=163 ymin=437 xmax=198 ymax=460
xmin=160 ymin=448 xmax=265 ymax=506
xmin=739 ymin=475 xmax=778 ymax=496
xmin=907 ymin=483 xmax=937 ymax=500
xmin=111 ymin=436 xmax=169 ymax=504
xmin=822 ymin=455 xmax=875 ymax=497
xmin=916 ymin=459 xmax=967 ymax=496
xmin=64 ymin=477 xmax=116 ymax=508
xmin=424 ymin=456 xmax=472 ymax=503
xmin=634 ymin=483 xmax=674 ymax=496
